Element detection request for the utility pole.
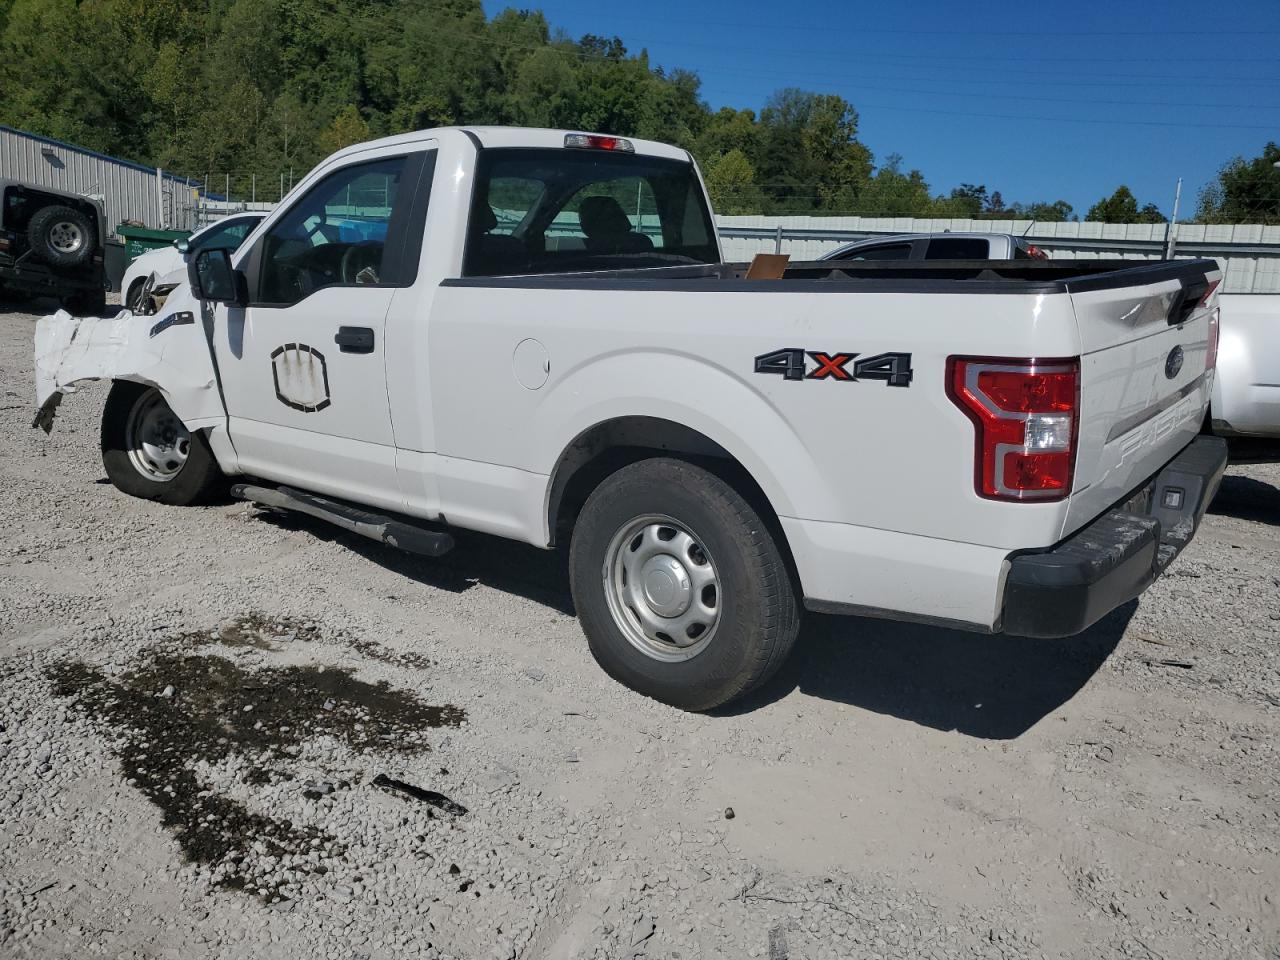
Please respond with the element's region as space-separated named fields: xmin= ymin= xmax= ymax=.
xmin=1165 ymin=178 xmax=1182 ymax=259
xmin=252 ymin=174 xmax=256 ymax=205
xmin=155 ymin=167 xmax=165 ymax=228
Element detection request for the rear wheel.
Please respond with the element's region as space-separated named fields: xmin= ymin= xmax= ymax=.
xmin=28 ymin=204 xmax=94 ymax=268
xmin=101 ymin=381 xmax=224 ymax=505
xmin=569 ymin=458 xmax=800 ymax=711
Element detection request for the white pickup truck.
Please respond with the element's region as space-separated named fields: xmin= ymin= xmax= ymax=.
xmin=34 ymin=126 xmax=1228 ymax=710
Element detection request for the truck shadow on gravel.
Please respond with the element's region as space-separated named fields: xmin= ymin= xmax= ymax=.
xmin=1209 ymin=474 xmax=1280 ymax=526
xmin=719 ymin=603 xmax=1134 ymax=738
xmin=254 ymin=510 xmax=576 ymax=615
xmin=251 ymin=509 xmax=1133 ymax=739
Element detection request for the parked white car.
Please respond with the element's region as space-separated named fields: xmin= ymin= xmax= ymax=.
xmin=34 ymin=126 xmax=1226 ymax=710
xmin=121 ymin=213 xmax=264 ymax=312
xmin=823 ymin=232 xmax=1048 ymax=261
xmin=1210 ymin=294 xmax=1280 ymax=440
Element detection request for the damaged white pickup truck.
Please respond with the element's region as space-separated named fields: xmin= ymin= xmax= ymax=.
xmin=35 ymin=126 xmax=1228 ymax=710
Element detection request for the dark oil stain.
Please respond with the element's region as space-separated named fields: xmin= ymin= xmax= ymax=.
xmin=46 ymin=631 xmax=464 ymax=902
xmin=207 ymin=612 xmax=435 ymax=670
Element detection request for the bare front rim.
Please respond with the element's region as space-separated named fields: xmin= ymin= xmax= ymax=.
xmin=124 ymin=389 xmax=190 ymax=482
xmin=48 ymin=220 xmax=85 ymax=254
xmin=602 ymin=514 xmax=722 ymax=662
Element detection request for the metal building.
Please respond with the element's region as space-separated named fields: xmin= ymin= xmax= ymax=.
xmin=0 ymin=125 xmax=198 ymax=233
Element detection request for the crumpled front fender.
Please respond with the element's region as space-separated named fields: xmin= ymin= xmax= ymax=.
xmin=33 ymin=293 xmax=223 ymax=433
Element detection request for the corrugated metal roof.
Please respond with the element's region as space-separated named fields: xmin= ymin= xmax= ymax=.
xmin=0 ymin=126 xmax=198 ymax=232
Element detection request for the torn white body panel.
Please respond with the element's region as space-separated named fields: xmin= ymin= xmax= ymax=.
xmin=33 ymin=287 xmax=226 ymax=436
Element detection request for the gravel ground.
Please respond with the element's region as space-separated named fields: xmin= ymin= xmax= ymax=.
xmin=1 ymin=302 xmax=1277 ymax=960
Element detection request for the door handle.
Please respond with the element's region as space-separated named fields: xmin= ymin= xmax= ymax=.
xmin=335 ymin=326 xmax=375 ymax=353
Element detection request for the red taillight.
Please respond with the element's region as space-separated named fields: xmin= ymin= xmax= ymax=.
xmin=947 ymin=356 xmax=1080 ymax=502
xmin=1026 ymin=244 xmax=1048 ymax=260
xmin=564 ymin=133 xmax=635 ymax=152
xmin=1206 ymin=306 xmax=1220 ymax=371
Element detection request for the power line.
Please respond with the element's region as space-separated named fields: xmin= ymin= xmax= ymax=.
xmin=533 ymin=7 xmax=1280 ymax=39
xmin=694 ymin=85 xmax=1280 ymax=131
xmin=391 ymin=22 xmax=1280 ymax=119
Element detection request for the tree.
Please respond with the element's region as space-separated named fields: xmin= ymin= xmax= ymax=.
xmin=1195 ymin=142 xmax=1280 ymax=224
xmin=754 ymin=89 xmax=872 ymax=213
xmin=858 ymin=155 xmax=932 ymax=217
xmin=703 ymin=149 xmax=760 ymax=215
xmin=318 ymin=105 xmax=370 ymax=155
xmin=1020 ymin=199 xmax=1075 ymax=222
xmin=1086 ymin=185 xmax=1167 ymax=224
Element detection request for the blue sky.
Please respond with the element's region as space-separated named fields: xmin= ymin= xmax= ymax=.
xmin=481 ymin=0 xmax=1280 ymax=217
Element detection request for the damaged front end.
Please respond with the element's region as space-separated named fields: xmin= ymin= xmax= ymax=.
xmin=33 ymin=289 xmax=224 ymax=435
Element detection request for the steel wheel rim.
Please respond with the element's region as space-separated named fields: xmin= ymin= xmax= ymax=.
xmin=125 ymin=389 xmax=190 ymax=482
xmin=602 ymin=514 xmax=722 ymax=662
xmin=49 ymin=221 xmax=85 ymax=254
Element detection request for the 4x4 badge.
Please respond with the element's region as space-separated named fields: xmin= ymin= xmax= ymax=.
xmin=753 ymin=348 xmax=913 ymax=387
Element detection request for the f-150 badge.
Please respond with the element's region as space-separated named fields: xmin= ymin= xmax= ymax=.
xmin=270 ymin=343 xmax=332 ymax=412
xmin=753 ymin=349 xmax=913 ymax=386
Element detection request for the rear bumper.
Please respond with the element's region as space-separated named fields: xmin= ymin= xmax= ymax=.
xmin=1000 ymin=435 xmax=1228 ymax=638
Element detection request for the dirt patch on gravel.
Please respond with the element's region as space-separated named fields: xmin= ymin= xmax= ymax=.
xmin=45 ymin=623 xmax=464 ymax=901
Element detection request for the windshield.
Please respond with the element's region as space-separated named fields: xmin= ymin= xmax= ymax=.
xmin=463 ymin=148 xmax=719 ymax=277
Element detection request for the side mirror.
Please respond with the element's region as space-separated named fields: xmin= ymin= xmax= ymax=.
xmin=188 ymin=248 xmax=247 ymax=306
xmin=175 ymin=238 xmax=190 ymax=254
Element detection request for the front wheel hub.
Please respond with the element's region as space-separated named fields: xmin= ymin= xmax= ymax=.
xmin=125 ymin=389 xmax=190 ymax=482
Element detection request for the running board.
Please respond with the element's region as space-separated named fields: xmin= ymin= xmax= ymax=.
xmin=231 ymin=483 xmax=454 ymax=557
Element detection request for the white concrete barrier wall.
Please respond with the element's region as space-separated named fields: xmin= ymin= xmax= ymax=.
xmin=716 ymin=215 xmax=1280 ymax=293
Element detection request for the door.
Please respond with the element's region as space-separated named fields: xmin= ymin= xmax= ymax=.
xmin=215 ymin=149 xmax=433 ymax=511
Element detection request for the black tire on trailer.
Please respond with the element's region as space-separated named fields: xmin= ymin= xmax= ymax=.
xmin=27 ymin=204 xmax=95 ymax=268
xmin=100 ymin=381 xmax=225 ymax=505
xmin=569 ymin=457 xmax=800 ymax=711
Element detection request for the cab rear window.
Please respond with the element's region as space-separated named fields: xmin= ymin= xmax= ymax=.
xmin=463 ymin=148 xmax=719 ymax=277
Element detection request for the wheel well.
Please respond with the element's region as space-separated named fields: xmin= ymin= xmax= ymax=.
xmin=547 ymin=417 xmax=797 ymax=582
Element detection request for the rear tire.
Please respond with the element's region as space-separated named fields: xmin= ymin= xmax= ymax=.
xmin=28 ymin=204 xmax=94 ymax=268
xmin=569 ymin=458 xmax=800 ymax=711
xmin=101 ymin=381 xmax=224 ymax=505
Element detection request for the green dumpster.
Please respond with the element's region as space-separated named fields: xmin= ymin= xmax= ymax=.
xmin=115 ymin=225 xmax=191 ymax=265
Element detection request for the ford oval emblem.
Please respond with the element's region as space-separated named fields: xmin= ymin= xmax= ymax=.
xmin=1165 ymin=345 xmax=1184 ymax=380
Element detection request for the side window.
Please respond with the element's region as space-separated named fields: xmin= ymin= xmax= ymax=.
xmin=924 ymin=237 xmax=990 ymax=259
xmin=258 ymin=156 xmax=407 ymax=306
xmin=846 ymin=243 xmax=913 ymax=261
xmin=195 ymin=217 xmax=257 ymax=253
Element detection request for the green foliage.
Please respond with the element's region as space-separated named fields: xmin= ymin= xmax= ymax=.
xmin=0 ymin=0 xmax=1136 ymax=221
xmin=703 ymin=149 xmax=760 ymax=215
xmin=1086 ymin=185 xmax=1167 ymax=224
xmin=1195 ymin=142 xmax=1280 ymax=224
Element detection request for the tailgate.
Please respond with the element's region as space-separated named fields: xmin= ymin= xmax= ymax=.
xmin=1063 ymin=260 xmax=1221 ymax=537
